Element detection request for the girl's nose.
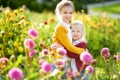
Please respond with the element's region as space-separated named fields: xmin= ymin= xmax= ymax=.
xmin=67 ymin=14 xmax=72 ymax=17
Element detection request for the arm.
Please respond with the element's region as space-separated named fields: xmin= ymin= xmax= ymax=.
xmin=67 ymin=42 xmax=87 ymax=58
xmin=67 ymin=51 xmax=79 ymax=58
xmin=51 ymin=43 xmax=64 ymax=50
xmin=50 ymin=43 xmax=81 ymax=58
xmin=55 ymin=26 xmax=84 ymax=55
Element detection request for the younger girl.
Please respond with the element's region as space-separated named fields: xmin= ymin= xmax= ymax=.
xmin=68 ymin=20 xmax=90 ymax=80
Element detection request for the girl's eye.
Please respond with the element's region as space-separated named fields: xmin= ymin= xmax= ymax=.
xmin=72 ymin=31 xmax=75 ymax=32
xmin=64 ymin=12 xmax=67 ymax=14
xmin=77 ymin=31 xmax=80 ymax=32
xmin=70 ymin=12 xmax=73 ymax=14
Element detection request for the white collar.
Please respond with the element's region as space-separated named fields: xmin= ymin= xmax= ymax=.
xmin=59 ymin=20 xmax=70 ymax=29
xmin=73 ymin=39 xmax=83 ymax=45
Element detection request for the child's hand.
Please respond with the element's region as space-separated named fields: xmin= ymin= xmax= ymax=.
xmin=51 ymin=43 xmax=64 ymax=49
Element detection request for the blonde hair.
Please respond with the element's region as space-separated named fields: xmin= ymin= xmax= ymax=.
xmin=55 ymin=0 xmax=74 ymax=20
xmin=72 ymin=20 xmax=86 ymax=42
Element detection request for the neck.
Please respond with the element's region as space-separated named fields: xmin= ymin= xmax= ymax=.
xmin=62 ymin=20 xmax=70 ymax=24
xmin=73 ymin=39 xmax=82 ymax=42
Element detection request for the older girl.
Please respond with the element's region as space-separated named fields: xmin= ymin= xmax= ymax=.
xmin=51 ymin=0 xmax=84 ymax=59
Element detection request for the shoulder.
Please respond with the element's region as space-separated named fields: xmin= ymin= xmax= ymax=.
xmin=79 ymin=41 xmax=86 ymax=44
xmin=76 ymin=41 xmax=87 ymax=49
xmin=79 ymin=41 xmax=87 ymax=45
xmin=55 ymin=24 xmax=68 ymax=32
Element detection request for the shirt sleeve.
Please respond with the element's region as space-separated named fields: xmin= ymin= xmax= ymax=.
xmin=56 ymin=26 xmax=84 ymax=55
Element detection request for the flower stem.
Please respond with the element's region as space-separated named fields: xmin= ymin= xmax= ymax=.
xmin=2 ymin=38 xmax=6 ymax=57
xmin=104 ymin=57 xmax=110 ymax=79
xmin=79 ymin=63 xmax=85 ymax=73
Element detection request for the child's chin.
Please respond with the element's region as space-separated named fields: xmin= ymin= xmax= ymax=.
xmin=73 ymin=38 xmax=78 ymax=41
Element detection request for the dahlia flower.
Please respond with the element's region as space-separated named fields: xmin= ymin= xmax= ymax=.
xmin=29 ymin=49 xmax=37 ymax=58
xmin=54 ymin=59 xmax=65 ymax=69
xmin=0 ymin=57 xmax=8 ymax=67
xmin=101 ymin=47 xmax=110 ymax=59
xmin=41 ymin=62 xmax=52 ymax=72
xmin=80 ymin=51 xmax=93 ymax=64
xmin=85 ymin=65 xmax=94 ymax=73
xmin=24 ymin=38 xmax=35 ymax=49
xmin=8 ymin=67 xmax=23 ymax=80
xmin=41 ymin=49 xmax=49 ymax=56
xmin=56 ymin=48 xmax=67 ymax=56
xmin=28 ymin=28 xmax=38 ymax=39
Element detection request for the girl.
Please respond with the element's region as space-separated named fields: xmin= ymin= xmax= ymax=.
xmin=67 ymin=20 xmax=90 ymax=80
xmin=51 ymin=0 xmax=85 ymax=59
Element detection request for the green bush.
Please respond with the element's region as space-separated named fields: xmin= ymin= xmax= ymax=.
xmin=80 ymin=14 xmax=120 ymax=56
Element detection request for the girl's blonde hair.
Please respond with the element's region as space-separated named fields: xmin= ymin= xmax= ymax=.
xmin=72 ymin=20 xmax=86 ymax=42
xmin=55 ymin=0 xmax=74 ymax=20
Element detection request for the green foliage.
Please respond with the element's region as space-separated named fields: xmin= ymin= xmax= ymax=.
xmin=86 ymin=16 xmax=120 ymax=56
xmin=0 ymin=8 xmax=30 ymax=57
xmin=92 ymin=3 xmax=120 ymax=14
xmin=91 ymin=55 xmax=120 ymax=80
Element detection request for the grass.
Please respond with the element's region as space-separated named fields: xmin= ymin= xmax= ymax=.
xmin=92 ymin=3 xmax=120 ymax=14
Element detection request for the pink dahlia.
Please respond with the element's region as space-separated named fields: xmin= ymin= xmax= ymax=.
xmin=39 ymin=41 xmax=44 ymax=47
xmin=66 ymin=69 xmax=76 ymax=78
xmin=41 ymin=62 xmax=52 ymax=72
xmin=116 ymin=53 xmax=120 ymax=60
xmin=0 ymin=57 xmax=8 ymax=67
xmin=91 ymin=59 xmax=97 ymax=65
xmin=24 ymin=38 xmax=35 ymax=49
xmin=29 ymin=49 xmax=37 ymax=58
xmin=101 ymin=47 xmax=110 ymax=59
xmin=38 ymin=59 xmax=46 ymax=68
xmin=80 ymin=51 xmax=93 ymax=64
xmin=85 ymin=65 xmax=94 ymax=73
xmin=28 ymin=28 xmax=38 ymax=39
xmin=56 ymin=48 xmax=67 ymax=56
xmin=54 ymin=59 xmax=65 ymax=69
xmin=8 ymin=67 xmax=24 ymax=80
xmin=41 ymin=49 xmax=49 ymax=55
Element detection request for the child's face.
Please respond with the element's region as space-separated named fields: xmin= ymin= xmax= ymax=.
xmin=60 ymin=6 xmax=73 ymax=23
xmin=72 ymin=25 xmax=83 ymax=41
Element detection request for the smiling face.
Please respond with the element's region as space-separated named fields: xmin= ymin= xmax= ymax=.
xmin=72 ymin=24 xmax=83 ymax=41
xmin=60 ymin=6 xmax=73 ymax=24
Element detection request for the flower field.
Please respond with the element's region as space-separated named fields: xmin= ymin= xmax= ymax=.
xmin=0 ymin=7 xmax=120 ymax=80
